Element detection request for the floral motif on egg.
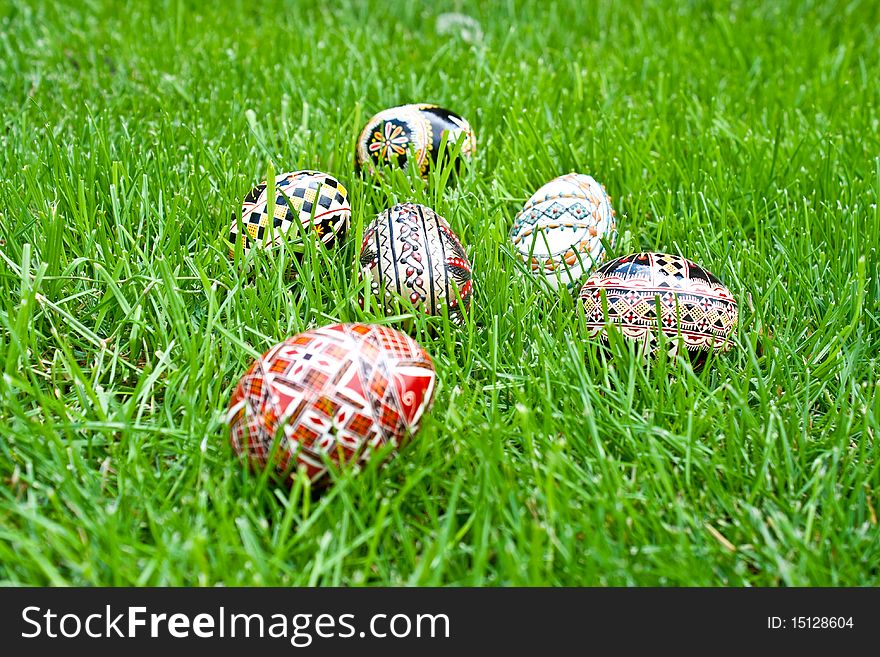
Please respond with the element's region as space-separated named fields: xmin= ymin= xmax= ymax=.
xmin=356 ymin=104 xmax=475 ymax=177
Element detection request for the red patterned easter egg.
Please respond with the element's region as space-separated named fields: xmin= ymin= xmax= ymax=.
xmin=226 ymin=323 xmax=436 ymax=485
xmin=359 ymin=203 xmax=473 ymax=323
xmin=579 ymin=252 xmax=738 ymax=358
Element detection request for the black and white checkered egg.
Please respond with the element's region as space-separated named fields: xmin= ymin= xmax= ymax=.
xmin=228 ymin=170 xmax=351 ymax=256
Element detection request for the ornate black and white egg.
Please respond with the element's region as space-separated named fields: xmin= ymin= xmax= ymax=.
xmin=228 ymin=170 xmax=350 ymax=256
xmin=509 ymin=173 xmax=617 ymax=290
xmin=359 ymin=203 xmax=473 ymax=323
xmin=579 ymin=252 xmax=738 ymax=358
xmin=356 ymin=104 xmax=476 ymax=177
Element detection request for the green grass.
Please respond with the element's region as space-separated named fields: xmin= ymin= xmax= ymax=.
xmin=1 ymin=0 xmax=879 ymax=586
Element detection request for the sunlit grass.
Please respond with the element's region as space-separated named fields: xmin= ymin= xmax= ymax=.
xmin=0 ymin=0 xmax=878 ymax=585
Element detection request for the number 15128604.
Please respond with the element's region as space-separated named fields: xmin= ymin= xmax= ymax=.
xmin=768 ymin=617 xmax=854 ymax=630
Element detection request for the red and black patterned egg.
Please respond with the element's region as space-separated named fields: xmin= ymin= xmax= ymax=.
xmin=356 ymin=104 xmax=475 ymax=177
xmin=578 ymin=252 xmax=738 ymax=358
xmin=227 ymin=323 xmax=436 ymax=485
xmin=359 ymin=203 xmax=473 ymax=323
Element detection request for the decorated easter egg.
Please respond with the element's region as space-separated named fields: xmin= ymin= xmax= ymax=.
xmin=359 ymin=203 xmax=473 ymax=323
xmin=579 ymin=252 xmax=738 ymax=358
xmin=509 ymin=173 xmax=617 ymax=289
xmin=227 ymin=323 xmax=436 ymax=485
xmin=228 ymin=170 xmax=350 ymax=257
xmin=356 ymin=104 xmax=476 ymax=177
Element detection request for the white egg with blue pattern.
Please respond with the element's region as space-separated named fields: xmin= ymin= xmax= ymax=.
xmin=509 ymin=173 xmax=617 ymax=290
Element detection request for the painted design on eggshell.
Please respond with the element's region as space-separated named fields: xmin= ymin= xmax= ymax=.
xmin=226 ymin=323 xmax=436 ymax=485
xmin=357 ymin=104 xmax=475 ymax=177
xmin=357 ymin=106 xmax=431 ymax=175
xmin=368 ymin=119 xmax=411 ymax=161
xmin=579 ymin=252 xmax=738 ymax=357
xmin=228 ymin=170 xmax=350 ymax=257
xmin=510 ymin=173 xmax=617 ymax=289
xmin=359 ymin=203 xmax=473 ymax=323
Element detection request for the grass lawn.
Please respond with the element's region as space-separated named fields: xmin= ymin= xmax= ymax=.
xmin=1 ymin=0 xmax=878 ymax=586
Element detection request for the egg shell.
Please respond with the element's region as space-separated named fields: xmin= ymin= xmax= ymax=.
xmin=510 ymin=173 xmax=617 ymax=289
xmin=227 ymin=323 xmax=436 ymax=485
xmin=359 ymin=203 xmax=473 ymax=323
xmin=356 ymin=104 xmax=475 ymax=177
xmin=579 ymin=252 xmax=738 ymax=357
xmin=228 ymin=170 xmax=350 ymax=257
